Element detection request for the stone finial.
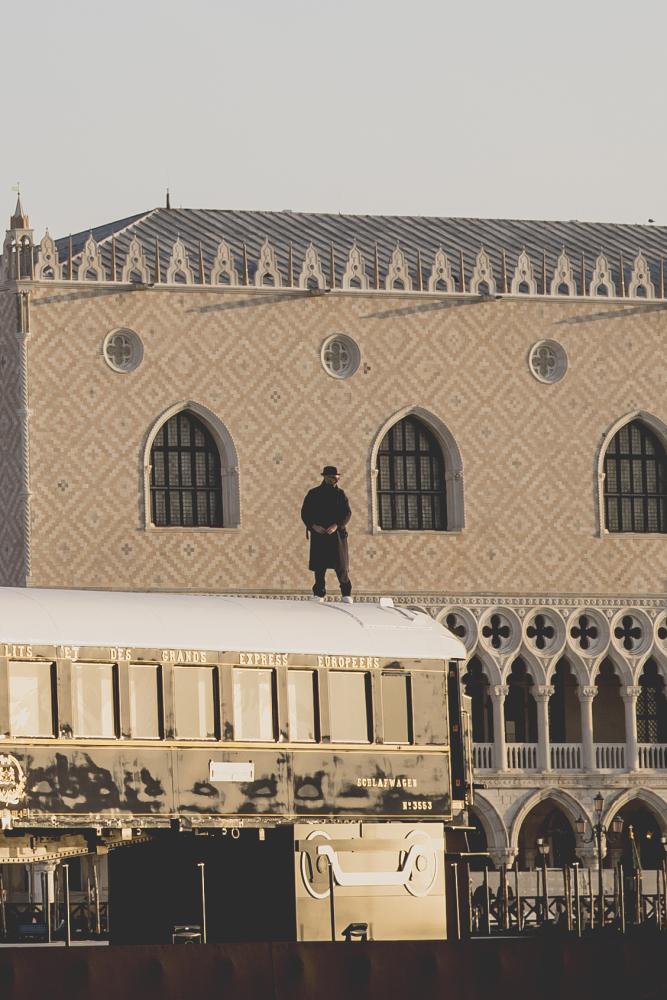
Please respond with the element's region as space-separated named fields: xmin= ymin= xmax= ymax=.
xmin=34 ymin=230 xmax=61 ymax=280
xmin=589 ymin=253 xmax=616 ymax=297
xmin=469 ymin=248 xmax=497 ymax=295
xmin=510 ymin=249 xmax=538 ymax=295
xmin=255 ymin=239 xmax=282 ymax=288
xmin=427 ymin=247 xmax=455 ymax=293
xmin=298 ymin=242 xmax=326 ymax=290
xmin=77 ymin=233 xmax=106 ymax=281
xmin=342 ymin=242 xmax=370 ymax=290
xmin=385 ymin=243 xmax=412 ymax=291
xmin=210 ymin=238 xmax=239 ymax=286
xmin=121 ymin=235 xmax=150 ymax=283
xmin=628 ymin=251 xmax=655 ymax=298
xmin=550 ymin=250 xmax=576 ymax=296
xmin=165 ymin=236 xmax=194 ymax=284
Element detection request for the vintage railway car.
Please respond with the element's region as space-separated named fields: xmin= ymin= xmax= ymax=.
xmin=0 ymin=588 xmax=471 ymax=942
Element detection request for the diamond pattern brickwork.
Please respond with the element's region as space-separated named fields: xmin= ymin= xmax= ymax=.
xmin=8 ymin=285 xmax=667 ymax=596
xmin=0 ymin=290 xmax=26 ymax=585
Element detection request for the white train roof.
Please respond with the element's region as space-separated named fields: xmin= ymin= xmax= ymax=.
xmin=0 ymin=588 xmax=466 ymax=661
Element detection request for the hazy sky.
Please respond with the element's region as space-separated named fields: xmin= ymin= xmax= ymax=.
xmin=3 ymin=0 xmax=667 ymax=237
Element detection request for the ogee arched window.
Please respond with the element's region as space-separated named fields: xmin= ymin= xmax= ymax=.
xmin=604 ymin=420 xmax=667 ymax=532
xmin=377 ymin=416 xmax=446 ymax=530
xmin=150 ymin=410 xmax=223 ymax=527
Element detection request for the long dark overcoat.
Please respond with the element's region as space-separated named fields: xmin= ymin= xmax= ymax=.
xmin=300 ymin=483 xmax=352 ymax=572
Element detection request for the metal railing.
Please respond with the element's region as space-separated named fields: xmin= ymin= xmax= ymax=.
xmin=466 ymin=864 xmax=667 ymax=936
xmin=550 ymin=743 xmax=582 ymax=770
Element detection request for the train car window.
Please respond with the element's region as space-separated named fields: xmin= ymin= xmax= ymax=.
xmin=174 ymin=666 xmax=217 ymax=740
xmin=411 ymin=670 xmax=448 ymax=745
xmin=381 ymin=673 xmax=412 ymax=744
xmin=287 ymin=670 xmax=317 ymax=742
xmin=329 ymin=672 xmax=370 ymax=743
xmin=8 ymin=661 xmax=55 ymax=737
xmin=233 ymin=669 xmax=275 ymax=741
xmin=72 ymin=663 xmax=115 ymax=738
xmin=128 ymin=664 xmax=161 ymax=739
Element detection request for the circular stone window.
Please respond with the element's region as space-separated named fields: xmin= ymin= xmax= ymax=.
xmin=321 ymin=334 xmax=360 ymax=380
xmin=103 ymin=328 xmax=144 ymax=373
xmin=528 ymin=340 xmax=567 ymax=384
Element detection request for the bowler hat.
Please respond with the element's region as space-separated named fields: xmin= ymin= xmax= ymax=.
xmin=321 ymin=466 xmax=340 ymax=477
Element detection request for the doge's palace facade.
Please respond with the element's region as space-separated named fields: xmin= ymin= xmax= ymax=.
xmin=1 ymin=195 xmax=667 ymax=867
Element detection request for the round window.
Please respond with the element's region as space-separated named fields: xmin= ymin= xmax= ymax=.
xmin=103 ymin=328 xmax=144 ymax=373
xmin=321 ymin=334 xmax=360 ymax=380
xmin=529 ymin=339 xmax=567 ymax=384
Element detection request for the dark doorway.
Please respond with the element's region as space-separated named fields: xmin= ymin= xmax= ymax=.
xmin=108 ymin=827 xmax=295 ymax=944
xmin=517 ymin=802 xmax=576 ymax=870
xmin=614 ymin=803 xmax=664 ymax=871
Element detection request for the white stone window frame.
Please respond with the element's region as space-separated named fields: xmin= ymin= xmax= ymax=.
xmin=320 ymin=334 xmax=361 ymax=380
xmin=528 ymin=339 xmax=567 ymax=385
xmin=103 ymin=327 xmax=144 ymax=374
xmin=368 ymin=406 xmax=465 ymax=534
xmin=595 ymin=410 xmax=667 ymax=538
xmin=142 ymin=400 xmax=241 ymax=530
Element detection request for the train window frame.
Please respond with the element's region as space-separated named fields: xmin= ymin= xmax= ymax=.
xmin=232 ymin=667 xmax=277 ymax=743
xmin=7 ymin=660 xmax=57 ymax=738
xmin=287 ymin=668 xmax=319 ymax=743
xmin=381 ymin=671 xmax=413 ymax=745
xmin=72 ymin=662 xmax=118 ymax=739
xmin=128 ymin=663 xmax=163 ymax=740
xmin=173 ymin=664 xmax=219 ymax=741
xmin=328 ymin=671 xmax=372 ymax=744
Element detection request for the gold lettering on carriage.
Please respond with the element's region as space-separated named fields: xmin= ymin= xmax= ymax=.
xmin=238 ymin=652 xmax=289 ymax=666
xmin=356 ymin=777 xmax=418 ymax=788
xmin=161 ymin=649 xmax=209 ymax=663
xmin=2 ymin=645 xmax=33 ymax=659
xmin=318 ymin=655 xmax=381 ymax=669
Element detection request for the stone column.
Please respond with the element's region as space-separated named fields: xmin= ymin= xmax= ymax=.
xmin=578 ymin=686 xmax=597 ymax=771
xmin=491 ymin=684 xmax=509 ymax=772
xmin=535 ymin=685 xmax=554 ymax=772
xmin=622 ymin=685 xmax=641 ymax=772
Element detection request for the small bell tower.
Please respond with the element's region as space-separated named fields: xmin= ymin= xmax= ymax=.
xmin=1 ymin=191 xmax=34 ymax=281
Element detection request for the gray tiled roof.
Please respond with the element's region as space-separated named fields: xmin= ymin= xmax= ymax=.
xmin=54 ymin=207 xmax=667 ymax=291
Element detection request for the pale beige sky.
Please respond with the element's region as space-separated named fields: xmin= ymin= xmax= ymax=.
xmin=3 ymin=0 xmax=667 ymax=237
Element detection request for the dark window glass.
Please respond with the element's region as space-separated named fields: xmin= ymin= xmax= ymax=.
xmin=150 ymin=411 xmax=223 ymax=527
xmin=377 ymin=416 xmax=446 ymax=530
xmin=637 ymin=660 xmax=667 ymax=743
xmin=382 ymin=673 xmax=412 ymax=744
xmin=604 ymin=420 xmax=667 ymax=533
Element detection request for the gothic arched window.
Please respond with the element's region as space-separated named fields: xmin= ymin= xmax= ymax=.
xmin=604 ymin=420 xmax=667 ymax=532
xmin=150 ymin=411 xmax=223 ymax=527
xmin=377 ymin=416 xmax=446 ymax=530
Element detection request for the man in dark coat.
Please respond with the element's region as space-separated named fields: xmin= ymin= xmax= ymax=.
xmin=301 ymin=466 xmax=352 ymax=601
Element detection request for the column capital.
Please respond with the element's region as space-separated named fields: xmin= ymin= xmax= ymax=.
xmin=534 ymin=685 xmax=554 ymax=702
xmin=622 ymin=685 xmax=642 ymax=702
xmin=579 ymin=685 xmax=598 ymax=702
xmin=488 ymin=848 xmax=518 ymax=869
xmin=492 ymin=684 xmax=509 ymax=699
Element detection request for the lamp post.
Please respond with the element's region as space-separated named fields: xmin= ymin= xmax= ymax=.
xmin=575 ymin=793 xmax=623 ymax=927
xmin=536 ymin=837 xmax=550 ymax=923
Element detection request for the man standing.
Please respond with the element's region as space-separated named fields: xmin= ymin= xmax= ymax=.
xmin=301 ymin=466 xmax=352 ymax=602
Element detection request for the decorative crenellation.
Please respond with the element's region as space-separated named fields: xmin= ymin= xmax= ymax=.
xmin=6 ymin=221 xmax=667 ymax=303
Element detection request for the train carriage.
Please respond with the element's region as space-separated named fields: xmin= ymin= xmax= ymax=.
xmin=0 ymin=588 xmax=471 ymax=942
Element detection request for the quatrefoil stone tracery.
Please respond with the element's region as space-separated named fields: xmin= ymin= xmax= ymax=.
xmin=526 ymin=613 xmax=555 ymax=650
xmin=481 ymin=612 xmax=515 ymax=652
